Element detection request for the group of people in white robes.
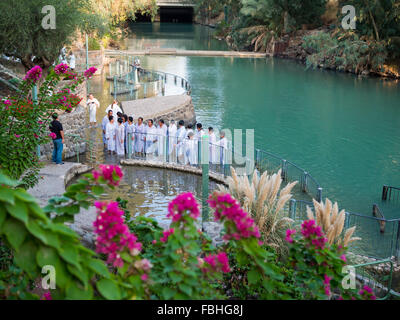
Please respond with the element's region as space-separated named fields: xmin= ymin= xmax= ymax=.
xmin=100 ymin=104 xmax=230 ymax=164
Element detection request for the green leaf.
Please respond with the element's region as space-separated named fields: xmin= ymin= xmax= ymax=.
xmin=91 ymin=186 xmax=104 ymax=196
xmin=6 ymin=200 xmax=28 ymax=224
xmin=178 ymin=283 xmax=193 ymax=296
xmin=14 ymin=241 xmax=38 ymax=276
xmin=97 ymin=279 xmax=121 ymax=300
xmin=59 ymin=243 xmax=80 ymax=270
xmin=14 ymin=190 xmax=37 ymax=203
xmin=67 ymin=264 xmax=89 ymax=287
xmin=86 ymin=259 xmax=112 ymax=279
xmin=247 ymin=268 xmax=262 ymax=285
xmin=3 ymin=218 xmax=27 ymax=249
xmin=66 ymin=280 xmax=93 ymax=300
xmin=162 ymin=287 xmax=176 ymax=299
xmin=0 ymin=206 xmax=6 ymax=229
xmin=0 ymin=187 xmax=15 ymax=205
xmin=169 ymin=272 xmax=183 ymax=283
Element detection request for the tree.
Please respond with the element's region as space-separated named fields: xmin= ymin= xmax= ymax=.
xmin=94 ymin=0 xmax=158 ymax=26
xmin=0 ymin=0 xmax=107 ymax=72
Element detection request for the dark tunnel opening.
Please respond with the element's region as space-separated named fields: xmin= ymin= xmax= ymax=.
xmin=159 ymin=7 xmax=194 ymax=23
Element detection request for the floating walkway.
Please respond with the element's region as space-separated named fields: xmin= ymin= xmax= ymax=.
xmin=105 ymin=49 xmax=267 ymax=58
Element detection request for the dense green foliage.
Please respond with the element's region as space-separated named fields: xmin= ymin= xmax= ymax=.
xmin=0 ymin=66 xmax=85 ymax=188
xmin=0 ymin=0 xmax=107 ymax=71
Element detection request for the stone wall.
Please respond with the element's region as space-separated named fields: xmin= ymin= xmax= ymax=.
xmin=39 ymin=81 xmax=88 ymax=161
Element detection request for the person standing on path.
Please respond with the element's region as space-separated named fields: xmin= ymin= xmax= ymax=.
xmin=68 ymin=51 xmax=76 ymax=71
xmin=106 ymin=100 xmax=122 ymax=115
xmin=116 ymin=118 xmax=125 ymax=156
xmin=49 ymin=113 xmax=65 ymax=165
xmin=106 ymin=116 xmax=116 ymax=154
xmin=102 ymin=110 xmax=113 ymax=148
xmin=135 ymin=117 xmax=145 ymax=154
xmin=87 ymin=94 xmax=100 ymax=127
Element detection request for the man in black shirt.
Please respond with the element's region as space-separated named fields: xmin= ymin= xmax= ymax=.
xmin=49 ymin=113 xmax=65 ymax=165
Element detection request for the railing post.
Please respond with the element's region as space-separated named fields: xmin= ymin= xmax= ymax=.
xmin=395 ymin=221 xmax=400 ymax=263
xmin=317 ymin=187 xmax=323 ymax=203
xmin=166 ymin=131 xmax=169 ymax=163
xmin=289 ymin=199 xmax=297 ymax=220
xmin=201 ymin=135 xmax=210 ymax=229
xmin=113 ymin=75 xmax=117 ymax=100
xmin=281 ymin=159 xmax=287 ymax=181
xmin=382 ymin=185 xmax=389 ymax=201
xmin=255 ymin=149 xmax=260 ymax=168
xmin=302 ymin=171 xmax=308 ymax=193
xmin=127 ymin=133 xmax=132 ymax=159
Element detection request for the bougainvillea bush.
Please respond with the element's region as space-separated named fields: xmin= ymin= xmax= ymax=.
xmin=0 ymin=165 xmax=376 ymax=300
xmin=0 ymin=64 xmax=94 ymax=188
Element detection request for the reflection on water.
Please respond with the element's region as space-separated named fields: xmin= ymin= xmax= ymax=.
xmin=69 ymin=165 xmax=217 ymax=228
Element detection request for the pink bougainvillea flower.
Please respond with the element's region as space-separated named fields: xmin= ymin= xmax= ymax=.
xmin=92 ymin=165 xmax=123 ymax=186
xmin=167 ymin=192 xmax=200 ymax=222
xmin=24 ymin=65 xmax=42 ymax=83
xmin=93 ymin=201 xmax=142 ymax=268
xmin=285 ymin=229 xmax=296 ymax=243
xmin=160 ymin=228 xmax=175 ymax=243
xmin=41 ymin=291 xmax=52 ymax=300
xmin=14 ymin=134 xmax=21 ymax=138
xmin=300 ymin=220 xmax=327 ymax=249
xmin=141 ymin=274 xmax=149 ymax=281
xmin=201 ymin=252 xmax=231 ymax=274
xmin=54 ymin=63 xmax=69 ymax=75
xmin=3 ymin=100 xmax=11 ymax=106
xmin=84 ymin=67 xmax=97 ymax=79
xmin=208 ymin=193 xmax=260 ymax=240
xmin=48 ymin=132 xmax=57 ymax=139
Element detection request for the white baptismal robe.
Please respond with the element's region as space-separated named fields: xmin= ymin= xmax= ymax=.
xmin=105 ymin=104 xmax=123 ymax=116
xmin=145 ymin=125 xmax=158 ymax=154
xmin=101 ymin=116 xmax=109 ymax=144
xmin=209 ymin=132 xmax=217 ymax=163
xmin=87 ymin=98 xmax=99 ymax=123
xmin=176 ymin=127 xmax=187 ymax=157
xmin=116 ymin=124 xmax=125 ymax=156
xmin=168 ymin=124 xmax=177 ymax=155
xmin=156 ymin=125 xmax=168 ymax=156
xmin=184 ymin=138 xmax=198 ymax=165
xmin=105 ymin=122 xmax=116 ymax=151
xmin=135 ymin=123 xmax=145 ymax=153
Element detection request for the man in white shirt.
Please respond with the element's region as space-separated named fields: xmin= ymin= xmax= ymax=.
xmin=144 ymin=119 xmax=157 ymax=157
xmin=208 ymin=127 xmax=217 ymax=164
xmin=106 ymin=100 xmax=123 ymax=116
xmin=217 ymin=131 xmax=229 ymax=165
xmin=195 ymin=123 xmax=205 ymax=141
xmin=156 ymin=119 xmax=168 ymax=158
xmin=168 ymin=120 xmax=177 ymax=156
xmin=87 ymin=94 xmax=100 ymax=127
xmin=175 ymin=120 xmax=187 ymax=163
xmin=102 ymin=110 xmax=113 ymax=148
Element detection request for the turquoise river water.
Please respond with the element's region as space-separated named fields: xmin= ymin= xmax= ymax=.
xmin=91 ymin=22 xmax=400 ymax=218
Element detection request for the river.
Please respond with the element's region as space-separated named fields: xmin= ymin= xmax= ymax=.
xmin=89 ymin=22 xmax=400 ymax=218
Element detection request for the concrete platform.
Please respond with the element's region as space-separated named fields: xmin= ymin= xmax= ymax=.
xmin=121 ymin=94 xmax=196 ymax=125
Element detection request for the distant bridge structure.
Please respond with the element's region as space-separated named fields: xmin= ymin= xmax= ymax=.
xmin=155 ymin=0 xmax=196 ymax=22
xmin=156 ymin=0 xmax=195 ymax=7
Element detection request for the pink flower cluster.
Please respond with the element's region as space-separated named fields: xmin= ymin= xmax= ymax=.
xmin=92 ymin=165 xmax=123 ymax=186
xmin=301 ymin=220 xmax=327 ymax=249
xmin=24 ymin=66 xmax=42 ymax=83
xmin=93 ymin=201 xmax=142 ymax=268
xmin=359 ymin=285 xmax=376 ymax=300
xmin=41 ymin=291 xmax=52 ymax=300
xmin=201 ymin=252 xmax=231 ymax=274
xmin=208 ymin=193 xmax=260 ymax=241
xmin=48 ymin=132 xmax=57 ymax=140
xmin=54 ymin=63 xmax=69 ymax=75
xmin=84 ymin=67 xmax=97 ymax=79
xmin=3 ymin=100 xmax=11 ymax=106
xmin=285 ymin=229 xmax=296 ymax=243
xmin=323 ymin=274 xmax=331 ymax=296
xmin=167 ymin=192 xmax=200 ymax=222
xmin=160 ymin=228 xmax=175 ymax=243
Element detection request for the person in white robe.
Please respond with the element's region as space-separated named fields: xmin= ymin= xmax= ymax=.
xmin=156 ymin=119 xmax=168 ymax=157
xmin=68 ymin=51 xmax=76 ymax=71
xmin=105 ymin=100 xmax=123 ymax=115
xmin=105 ymin=116 xmax=116 ymax=154
xmin=186 ymin=124 xmax=194 ymax=136
xmin=87 ymin=94 xmax=100 ymax=126
xmin=217 ymin=131 xmax=229 ymax=165
xmin=208 ymin=127 xmax=217 ymax=164
xmin=135 ymin=117 xmax=146 ymax=154
xmin=195 ymin=123 xmax=205 ymax=141
xmin=183 ymin=132 xmax=198 ymax=166
xmin=144 ymin=119 xmax=157 ymax=156
xmin=175 ymin=120 xmax=187 ymax=163
xmin=168 ymin=120 xmax=177 ymax=156
xmin=102 ymin=110 xmax=113 ymax=147
xmin=126 ymin=116 xmax=135 ymax=156
xmin=115 ymin=118 xmax=125 ymax=156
